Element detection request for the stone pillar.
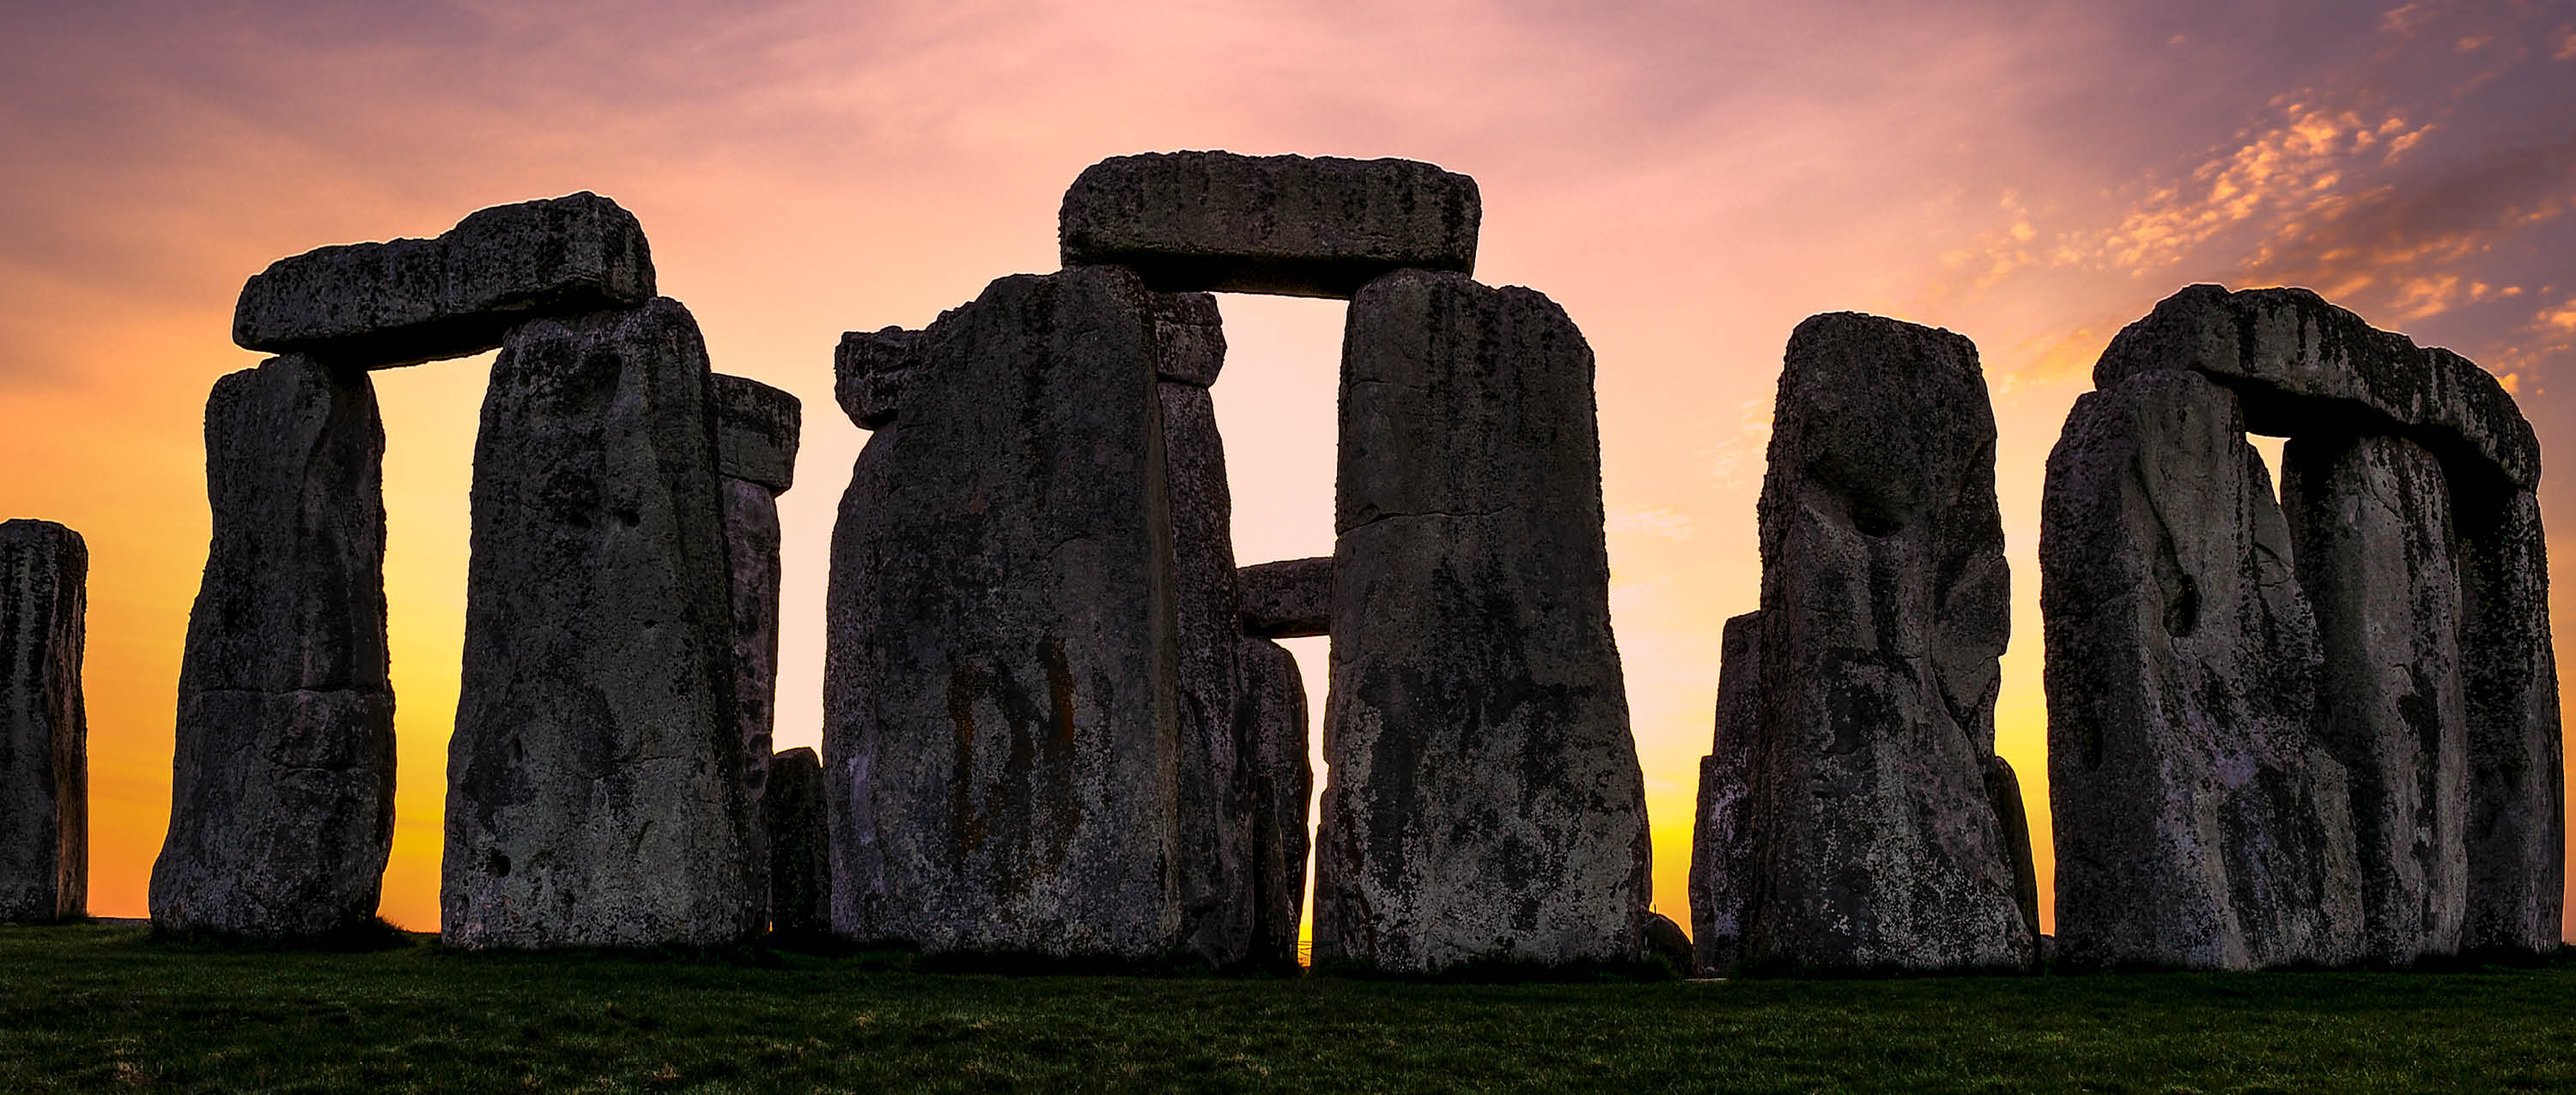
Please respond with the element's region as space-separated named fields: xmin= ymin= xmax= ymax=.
xmin=2281 ymin=433 xmax=2468 ymax=964
xmin=1317 ymin=269 xmax=1648 ymax=973
xmin=708 ymin=374 xmax=800 ymax=929
xmin=1688 ymin=611 xmax=1759 ymax=975
xmin=150 ymin=357 xmax=394 ymax=939
xmin=764 ymin=746 xmax=830 ymax=937
xmin=444 ymin=298 xmax=756 ymax=949
xmin=2458 ymin=486 xmax=2564 ymax=954
xmin=1236 ymin=636 xmax=1310 ymax=971
xmin=823 ymin=266 xmax=1184 ymax=960
xmin=2041 ymin=368 xmax=2363 ymax=970
xmin=1732 ymin=313 xmax=2029 ymax=971
xmin=1 ymin=520 xmax=87 ymax=923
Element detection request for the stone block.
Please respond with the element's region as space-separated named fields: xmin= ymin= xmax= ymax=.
xmin=2457 ymin=488 xmax=2564 ymax=953
xmin=1236 ymin=636 xmax=1310 ymax=971
xmin=710 ymin=374 xmax=801 ymax=493
xmin=1236 ymin=557 xmax=1330 ymax=638
xmin=764 ymin=746 xmax=830 ymax=937
xmin=833 ymin=326 xmax=920 ymax=429
xmin=1688 ymin=610 xmax=1759 ymax=975
xmin=0 ymin=520 xmax=86 ymax=923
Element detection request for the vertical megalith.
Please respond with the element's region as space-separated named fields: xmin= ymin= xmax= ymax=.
xmin=709 ymin=374 xmax=800 ymax=929
xmin=1735 ymin=313 xmax=2031 ymax=971
xmin=2281 ymin=433 xmax=2468 ymax=964
xmin=1317 ymin=269 xmax=1648 ymax=973
xmin=2457 ymin=486 xmax=2563 ymax=953
xmin=1 ymin=520 xmax=87 ymax=923
xmin=444 ymin=298 xmax=756 ymax=949
xmin=1236 ymin=636 xmax=1310 ymax=971
xmin=1688 ymin=611 xmax=1759 ymax=974
xmin=823 ymin=266 xmax=1184 ymax=960
xmin=150 ymin=357 xmax=394 ymax=939
xmin=2041 ymin=369 xmax=2362 ymax=969
xmin=764 ymin=747 xmax=830 ymax=937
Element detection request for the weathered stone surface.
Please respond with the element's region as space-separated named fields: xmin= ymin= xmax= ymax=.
xmin=150 ymin=357 xmax=394 ymax=939
xmin=1739 ymin=313 xmax=2031 ymax=971
xmin=1688 ymin=611 xmax=1759 ymax=975
xmin=764 ymin=747 xmax=830 ymax=937
xmin=722 ymin=476 xmax=787 ymax=933
xmin=1316 ymin=270 xmax=1647 ymax=972
xmin=444 ymin=299 xmax=756 ymax=950
xmin=235 ymin=193 xmax=656 ymax=369
xmin=2093 ymin=284 xmax=2537 ymax=489
xmin=1060 ymin=151 xmax=1481 ymax=299
xmin=1236 ymin=636 xmax=1310 ymax=972
xmin=1983 ymin=755 xmax=2042 ymax=959
xmin=1163 ymin=372 xmax=1253 ymax=969
xmin=0 ymin=520 xmax=86 ymax=923
xmin=710 ymin=374 xmax=801 ymax=492
xmin=1151 ymin=292 xmax=1226 ymax=386
xmin=823 ymin=266 xmax=1184 ymax=959
xmin=1645 ymin=913 xmax=1693 ymax=973
xmin=2042 ymin=369 xmax=2364 ymax=970
xmin=2457 ymin=487 xmax=2564 ymax=953
xmin=2281 ymin=433 xmax=2468 ymax=964
xmin=832 ymin=326 xmax=921 ymax=429
xmin=1237 ymin=557 xmax=1331 ymax=638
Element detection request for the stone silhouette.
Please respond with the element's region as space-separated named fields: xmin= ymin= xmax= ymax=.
xmin=1717 ymin=313 xmax=2032 ymax=972
xmin=1 ymin=520 xmax=87 ymax=923
xmin=151 ymin=357 xmax=395 ymax=940
xmin=1236 ymin=557 xmax=1330 ymax=638
xmin=1688 ymin=611 xmax=1759 ymax=974
xmin=1316 ymin=269 xmax=1649 ymax=973
xmin=1236 ymin=636 xmax=1310 ymax=971
xmin=711 ymin=374 xmax=800 ymax=931
xmin=765 ymin=746 xmax=830 ymax=937
xmin=445 ymin=297 xmax=757 ymax=949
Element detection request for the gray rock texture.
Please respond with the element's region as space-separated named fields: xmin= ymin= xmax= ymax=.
xmin=149 ymin=357 xmax=394 ymax=940
xmin=1151 ymin=292 xmax=1227 ymax=386
xmin=0 ymin=520 xmax=87 ymax=923
xmin=1237 ymin=557 xmax=1332 ymax=638
xmin=1060 ymin=151 xmax=1480 ymax=299
xmin=2457 ymin=487 xmax=2564 ymax=953
xmin=1688 ymin=611 xmax=1759 ymax=975
xmin=710 ymin=374 xmax=801 ymax=493
xmin=833 ymin=326 xmax=921 ymax=429
xmin=712 ymin=374 xmax=800 ymax=924
xmin=1738 ymin=313 xmax=2032 ymax=972
xmin=444 ymin=299 xmax=756 ymax=950
xmin=764 ymin=747 xmax=830 ymax=937
xmin=235 ymin=193 xmax=656 ymax=370
xmin=1645 ymin=912 xmax=1694 ymax=972
xmin=2093 ymin=284 xmax=2537 ymax=489
xmin=1983 ymin=755 xmax=2042 ymax=959
xmin=1236 ymin=636 xmax=1310 ymax=972
xmin=2041 ymin=369 xmax=2364 ymax=970
xmin=1316 ymin=269 xmax=1648 ymax=973
xmin=2281 ymin=433 xmax=2468 ymax=964
xmin=823 ymin=266 xmax=1184 ymax=960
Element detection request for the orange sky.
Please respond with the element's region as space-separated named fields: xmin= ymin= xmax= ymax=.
xmin=3 ymin=0 xmax=2571 ymax=940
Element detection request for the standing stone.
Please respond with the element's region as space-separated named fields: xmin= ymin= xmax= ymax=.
xmin=1688 ymin=611 xmax=1759 ymax=975
xmin=764 ymin=747 xmax=830 ymax=937
xmin=2281 ymin=433 xmax=2468 ymax=964
xmin=0 ymin=520 xmax=86 ymax=923
xmin=710 ymin=374 xmax=800 ymax=935
xmin=1739 ymin=313 xmax=2030 ymax=971
xmin=444 ymin=298 xmax=755 ymax=949
xmin=2042 ymin=369 xmax=2363 ymax=970
xmin=1060 ymin=151 xmax=1481 ymax=299
xmin=1237 ymin=557 xmax=1331 ymax=638
xmin=823 ymin=266 xmax=1184 ymax=959
xmin=150 ymin=357 xmax=394 ymax=940
xmin=2457 ymin=487 xmax=2564 ymax=954
xmin=1317 ymin=269 xmax=1648 ymax=972
xmin=1983 ymin=755 xmax=2043 ymax=959
xmin=1236 ymin=636 xmax=1311 ymax=971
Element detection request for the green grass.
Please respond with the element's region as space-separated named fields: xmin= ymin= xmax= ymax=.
xmin=1 ymin=924 xmax=2569 ymax=1092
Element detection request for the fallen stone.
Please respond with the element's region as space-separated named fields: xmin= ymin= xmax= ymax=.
xmin=1737 ymin=313 xmax=2031 ymax=971
xmin=2041 ymin=368 xmax=2363 ymax=970
xmin=149 ymin=357 xmax=395 ymax=940
xmin=764 ymin=747 xmax=830 ymax=937
xmin=1315 ymin=270 xmax=1648 ymax=973
xmin=833 ymin=326 xmax=921 ymax=429
xmin=2093 ymin=284 xmax=2537 ymax=489
xmin=1236 ymin=636 xmax=1310 ymax=972
xmin=0 ymin=520 xmax=87 ymax=924
xmin=2282 ymin=432 xmax=2468 ymax=964
xmin=2457 ymin=487 xmax=2565 ymax=954
xmin=1645 ymin=912 xmax=1693 ymax=973
xmin=1688 ymin=610 xmax=1759 ymax=976
xmin=1163 ymin=365 xmax=1253 ymax=969
xmin=1236 ymin=557 xmax=1331 ymax=638
xmin=234 ymin=192 xmax=656 ymax=369
xmin=444 ymin=299 xmax=756 ymax=949
xmin=823 ymin=266 xmax=1184 ymax=960
xmin=1060 ymin=151 xmax=1481 ymax=299
xmin=710 ymin=374 xmax=801 ymax=493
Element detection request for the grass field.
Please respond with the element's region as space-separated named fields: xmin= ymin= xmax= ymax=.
xmin=1 ymin=924 xmax=2569 ymax=1092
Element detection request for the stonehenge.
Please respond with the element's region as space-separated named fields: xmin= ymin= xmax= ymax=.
xmin=1236 ymin=557 xmax=1330 ymax=638
xmin=712 ymin=374 xmax=802 ymax=930
xmin=1 ymin=520 xmax=87 ymax=923
xmin=1690 ymin=315 xmax=2034 ymax=974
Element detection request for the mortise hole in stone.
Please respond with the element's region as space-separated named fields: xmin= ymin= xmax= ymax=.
xmin=483 ymin=849 xmax=512 ymax=878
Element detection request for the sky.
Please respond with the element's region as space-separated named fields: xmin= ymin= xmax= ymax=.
xmin=2 ymin=0 xmax=2572 ymax=940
